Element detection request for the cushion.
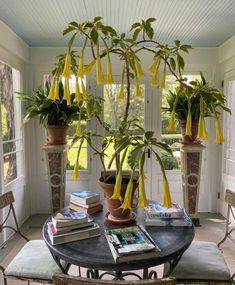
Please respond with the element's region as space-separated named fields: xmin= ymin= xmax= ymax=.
xmin=170 ymin=241 xmax=231 ymax=281
xmin=5 ymin=240 xmax=65 ymax=280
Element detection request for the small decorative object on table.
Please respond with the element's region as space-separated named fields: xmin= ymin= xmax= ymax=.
xmin=69 ymin=190 xmax=103 ymax=215
xmin=105 ymin=225 xmax=160 ymax=263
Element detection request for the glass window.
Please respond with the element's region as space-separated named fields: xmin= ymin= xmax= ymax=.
xmin=161 ymin=75 xmax=200 ymax=171
xmin=103 ymin=84 xmax=145 ymax=170
xmin=0 ymin=63 xmax=23 ymax=185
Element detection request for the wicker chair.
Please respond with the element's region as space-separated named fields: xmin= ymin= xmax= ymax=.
xmin=0 ymin=191 xmax=68 ymax=285
xmin=218 ymin=189 xmax=235 ymax=247
xmin=52 ymin=273 xmax=176 ymax=285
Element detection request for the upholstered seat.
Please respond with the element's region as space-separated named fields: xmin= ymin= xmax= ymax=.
xmin=5 ymin=240 xmax=65 ymax=280
xmin=168 ymin=241 xmax=232 ymax=283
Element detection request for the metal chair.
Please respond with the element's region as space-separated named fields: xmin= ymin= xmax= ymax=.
xmin=52 ymin=273 xmax=176 ymax=285
xmin=0 ymin=191 xmax=67 ymax=285
xmin=218 ymin=189 xmax=235 ymax=247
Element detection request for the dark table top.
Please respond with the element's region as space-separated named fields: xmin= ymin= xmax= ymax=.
xmin=42 ymin=205 xmax=195 ymax=272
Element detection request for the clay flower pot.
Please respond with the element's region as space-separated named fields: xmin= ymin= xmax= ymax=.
xmin=46 ymin=125 xmax=68 ymax=145
xmin=98 ymin=176 xmax=138 ymax=225
xmin=179 ymin=120 xmax=200 ymax=144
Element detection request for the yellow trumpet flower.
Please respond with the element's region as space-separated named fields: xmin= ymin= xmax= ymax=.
xmin=111 ymin=170 xmax=122 ymax=200
xmin=135 ymin=59 xmax=144 ymax=78
xmin=160 ymin=62 xmax=166 ymax=89
xmin=163 ymin=176 xmax=172 ymax=208
xmin=75 ymin=78 xmax=82 ymax=102
xmin=138 ymin=171 xmax=148 ymax=207
xmin=106 ymin=56 xmax=114 ymax=84
xmin=149 ymin=59 xmax=157 ymax=74
xmin=135 ymin=80 xmax=142 ymax=97
xmin=96 ymin=57 xmax=106 ymax=84
xmin=63 ymin=78 xmax=71 ymax=105
xmin=185 ymin=111 xmax=192 ymax=135
xmin=53 ymin=78 xmax=60 ymax=100
xmin=62 ymin=51 xmax=71 ymax=79
xmin=215 ymin=118 xmax=224 ymax=144
xmin=74 ymin=120 xmax=81 ymax=137
xmin=166 ymin=111 xmax=176 ymax=131
xmin=72 ymin=157 xmax=80 ymax=180
xmin=81 ymin=80 xmax=88 ymax=101
xmin=47 ymin=77 xmax=56 ymax=100
xmin=118 ymin=84 xmax=125 ymax=100
xmin=198 ymin=115 xmax=208 ymax=140
xmin=77 ymin=56 xmax=84 ymax=78
xmin=120 ymin=176 xmax=133 ymax=210
xmin=84 ymin=60 xmax=96 ymax=75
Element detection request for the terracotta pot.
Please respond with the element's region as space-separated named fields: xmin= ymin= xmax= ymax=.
xmin=46 ymin=125 xmax=68 ymax=145
xmin=179 ymin=120 xmax=200 ymax=144
xmin=98 ymin=176 xmax=138 ymax=224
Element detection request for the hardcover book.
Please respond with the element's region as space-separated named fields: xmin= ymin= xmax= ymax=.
xmin=145 ymin=202 xmax=184 ymax=219
xmin=52 ymin=210 xmax=89 ymax=228
xmin=69 ymin=202 xmax=103 ymax=215
xmin=105 ymin=226 xmax=160 ymax=263
xmin=47 ymin=222 xmax=100 ymax=245
xmin=69 ymin=200 xmax=101 ymax=209
xmin=70 ymin=190 xmax=100 ymax=205
xmin=145 ymin=211 xmax=192 ymax=227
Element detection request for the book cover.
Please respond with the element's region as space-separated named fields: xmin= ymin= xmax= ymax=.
xmin=69 ymin=199 xmax=101 ymax=209
xmin=105 ymin=226 xmax=160 ymax=263
xmin=52 ymin=209 xmax=89 ymax=228
xmin=48 ymin=218 xmax=94 ymax=235
xmin=47 ymin=223 xmax=100 ymax=245
xmin=145 ymin=211 xmax=192 ymax=227
xmin=69 ymin=202 xmax=103 ymax=215
xmin=70 ymin=190 xmax=100 ymax=205
xmin=146 ymin=202 xmax=184 ymax=219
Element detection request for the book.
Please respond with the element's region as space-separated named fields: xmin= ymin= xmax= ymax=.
xmin=105 ymin=226 xmax=160 ymax=263
xmin=145 ymin=210 xmax=192 ymax=227
xmin=52 ymin=210 xmax=89 ymax=228
xmin=69 ymin=202 xmax=103 ymax=215
xmin=70 ymin=190 xmax=100 ymax=205
xmin=69 ymin=200 xmax=101 ymax=209
xmin=48 ymin=218 xmax=94 ymax=235
xmin=47 ymin=222 xmax=100 ymax=245
xmin=145 ymin=202 xmax=184 ymax=219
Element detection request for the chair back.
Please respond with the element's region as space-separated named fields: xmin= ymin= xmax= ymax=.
xmin=0 ymin=191 xmax=28 ymax=249
xmin=53 ymin=273 xmax=176 ymax=285
xmin=225 ymin=189 xmax=235 ymax=208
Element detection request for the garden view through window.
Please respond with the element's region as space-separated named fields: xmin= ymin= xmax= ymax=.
xmin=161 ymin=75 xmax=200 ymax=170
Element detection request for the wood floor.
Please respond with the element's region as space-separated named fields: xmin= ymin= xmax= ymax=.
xmin=0 ymin=213 xmax=234 ymax=284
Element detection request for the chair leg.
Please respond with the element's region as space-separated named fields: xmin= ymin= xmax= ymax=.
xmin=218 ymin=205 xmax=230 ymax=247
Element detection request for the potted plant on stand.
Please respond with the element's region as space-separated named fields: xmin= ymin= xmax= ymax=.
xmin=163 ymin=72 xmax=231 ymax=224
xmin=47 ymin=16 xmax=192 ymax=223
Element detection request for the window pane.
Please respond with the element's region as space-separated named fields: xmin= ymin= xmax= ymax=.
xmin=3 ymin=141 xmax=16 ymax=155
xmin=103 ymin=84 xmax=145 ymax=170
xmin=3 ymin=153 xmax=17 ymax=184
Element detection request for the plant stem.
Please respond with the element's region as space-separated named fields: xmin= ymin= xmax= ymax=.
xmin=124 ymin=59 xmax=131 ymax=123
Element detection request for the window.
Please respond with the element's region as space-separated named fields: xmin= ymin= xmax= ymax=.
xmin=103 ymin=83 xmax=145 ymax=169
xmin=161 ymin=75 xmax=200 ymax=171
xmin=0 ymin=63 xmax=23 ymax=185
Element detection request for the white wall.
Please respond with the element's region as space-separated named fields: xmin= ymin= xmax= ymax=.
xmin=0 ymin=20 xmax=31 ymax=227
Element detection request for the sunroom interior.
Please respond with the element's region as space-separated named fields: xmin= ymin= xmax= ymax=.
xmin=0 ymin=0 xmax=235 ymax=283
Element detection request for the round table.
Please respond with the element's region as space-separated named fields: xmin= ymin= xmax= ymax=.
xmin=42 ymin=206 xmax=195 ymax=280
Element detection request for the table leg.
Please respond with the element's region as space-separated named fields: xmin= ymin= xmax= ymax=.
xmin=50 ymin=252 xmax=71 ymax=274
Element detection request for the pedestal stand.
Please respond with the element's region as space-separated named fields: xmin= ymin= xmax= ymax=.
xmin=180 ymin=143 xmax=205 ymax=226
xmin=43 ymin=144 xmax=68 ymax=213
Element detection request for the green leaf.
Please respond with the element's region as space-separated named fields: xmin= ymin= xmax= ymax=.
xmin=63 ymin=26 xmax=76 ymax=36
xmin=177 ymin=54 xmax=185 ymax=70
xmin=170 ymin=57 xmax=176 ymax=71
xmin=130 ymin=22 xmax=141 ymax=31
xmin=174 ymin=40 xmax=180 ymax=47
xmin=67 ymin=32 xmax=78 ymax=50
xmin=132 ymin=28 xmax=141 ymax=41
xmin=180 ymin=44 xmax=192 ymax=53
xmin=90 ymin=29 xmax=99 ymax=45
xmin=146 ymin=17 xmax=156 ymax=24
xmin=94 ymin=16 xmax=103 ymax=23
xmin=145 ymin=26 xmax=154 ymax=40
xmin=128 ymin=147 xmax=144 ymax=169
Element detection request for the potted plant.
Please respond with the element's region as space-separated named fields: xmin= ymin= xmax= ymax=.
xmin=16 ymin=80 xmax=85 ymax=145
xmin=47 ymin=17 xmax=192 ymax=223
xmin=163 ymin=72 xmax=231 ymax=143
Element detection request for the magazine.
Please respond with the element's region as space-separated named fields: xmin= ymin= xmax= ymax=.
xmin=105 ymin=225 xmax=160 ymax=263
xmin=52 ymin=210 xmax=89 ymax=227
xmin=145 ymin=202 xmax=184 ymax=219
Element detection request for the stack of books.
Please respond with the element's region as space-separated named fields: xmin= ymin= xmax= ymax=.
xmin=145 ymin=201 xmax=192 ymax=227
xmin=47 ymin=209 xmax=100 ymax=245
xmin=69 ymin=190 xmax=103 ymax=215
xmin=105 ymin=225 xmax=161 ymax=263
